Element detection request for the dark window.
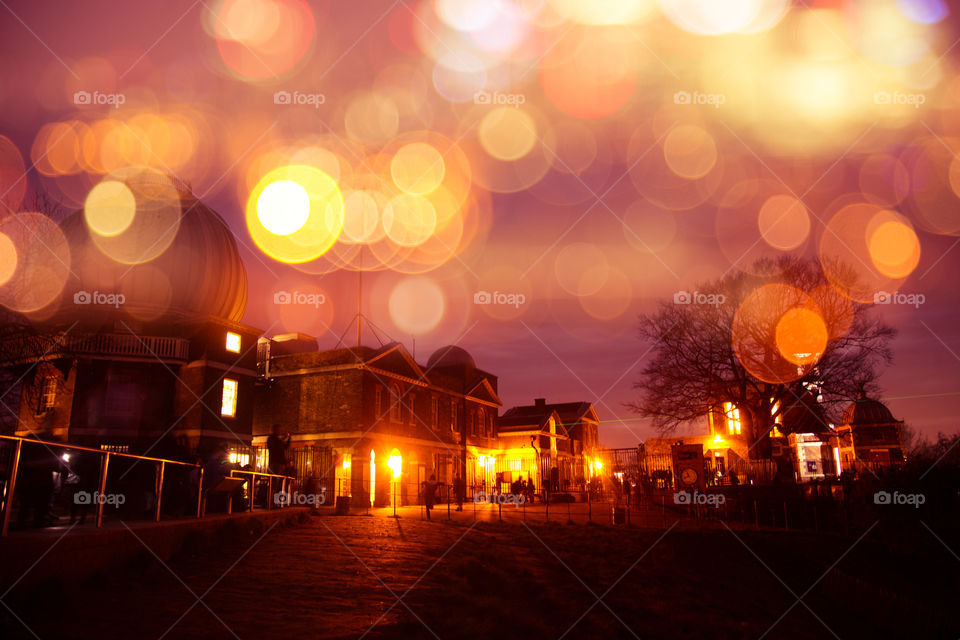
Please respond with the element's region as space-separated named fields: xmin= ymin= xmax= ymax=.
xmin=390 ymin=385 xmax=402 ymax=422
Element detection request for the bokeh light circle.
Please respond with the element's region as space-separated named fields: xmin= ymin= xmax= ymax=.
xmin=388 ymin=276 xmax=445 ymax=335
xmin=0 ymin=213 xmax=72 ymax=313
xmin=84 ymin=180 xmax=136 ymax=238
xmin=257 ymin=179 xmax=310 ymax=235
xmin=758 ymin=194 xmax=810 ymax=251
xmin=246 ymin=165 xmax=345 ymax=263
xmin=775 ymin=307 xmax=828 ymax=366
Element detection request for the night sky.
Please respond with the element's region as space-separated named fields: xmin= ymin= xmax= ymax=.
xmin=1 ymin=0 xmax=959 ymax=447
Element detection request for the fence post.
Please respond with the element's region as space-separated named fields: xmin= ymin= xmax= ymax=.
xmin=196 ymin=467 xmax=204 ymax=518
xmin=96 ymin=453 xmax=110 ymax=528
xmin=1 ymin=439 xmax=23 ymax=537
xmin=154 ymin=461 xmax=165 ymax=523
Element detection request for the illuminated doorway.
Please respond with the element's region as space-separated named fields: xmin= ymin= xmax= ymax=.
xmin=370 ymin=449 xmax=376 ymax=506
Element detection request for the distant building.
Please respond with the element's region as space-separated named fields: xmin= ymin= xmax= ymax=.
xmin=498 ymin=399 xmax=600 ymax=493
xmin=644 ymin=391 xmax=844 ymax=485
xmin=835 ymin=393 xmax=905 ymax=474
xmin=0 ymin=179 xmax=260 ymax=460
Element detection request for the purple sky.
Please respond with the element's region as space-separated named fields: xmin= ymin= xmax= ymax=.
xmin=1 ymin=0 xmax=958 ymax=447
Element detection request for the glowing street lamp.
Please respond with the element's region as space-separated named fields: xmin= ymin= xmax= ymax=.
xmin=387 ymin=449 xmax=402 ymax=517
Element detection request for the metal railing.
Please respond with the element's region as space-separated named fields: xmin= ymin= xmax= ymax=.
xmin=66 ymin=333 xmax=190 ymax=361
xmin=0 ymin=435 xmax=295 ymax=536
xmin=228 ymin=469 xmax=296 ymax=512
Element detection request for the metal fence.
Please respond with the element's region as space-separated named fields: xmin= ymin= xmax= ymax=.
xmin=0 ymin=435 xmax=295 ymax=537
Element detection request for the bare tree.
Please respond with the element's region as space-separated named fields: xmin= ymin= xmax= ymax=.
xmin=629 ymin=257 xmax=895 ymax=459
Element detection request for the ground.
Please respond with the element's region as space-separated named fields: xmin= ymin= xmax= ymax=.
xmin=2 ymin=504 xmax=955 ymax=639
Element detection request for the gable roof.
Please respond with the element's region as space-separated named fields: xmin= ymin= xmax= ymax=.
xmin=365 ymin=342 xmax=426 ymax=381
xmin=501 ymin=400 xmax=598 ymax=437
xmin=464 ymin=377 xmax=502 ymax=407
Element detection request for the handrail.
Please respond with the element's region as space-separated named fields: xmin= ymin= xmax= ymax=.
xmin=228 ymin=469 xmax=296 ymax=512
xmin=229 ymin=469 xmax=294 ymax=481
xmin=0 ymin=435 xmax=203 ymax=536
xmin=0 ymin=434 xmax=200 ymax=468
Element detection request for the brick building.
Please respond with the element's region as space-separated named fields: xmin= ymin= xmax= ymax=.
xmin=835 ymin=393 xmax=905 ymax=474
xmin=252 ymin=340 xmax=501 ymax=507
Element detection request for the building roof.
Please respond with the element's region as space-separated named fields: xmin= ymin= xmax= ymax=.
xmin=58 ymin=177 xmax=247 ymax=323
xmin=841 ymin=393 xmax=898 ymax=426
xmin=500 ymin=399 xmax=598 ymax=436
xmin=426 ymin=345 xmax=476 ymax=370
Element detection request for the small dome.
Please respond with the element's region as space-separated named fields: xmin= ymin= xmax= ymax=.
xmin=427 ymin=345 xmax=476 ymax=369
xmin=58 ymin=188 xmax=247 ymax=323
xmin=841 ymin=394 xmax=896 ymax=426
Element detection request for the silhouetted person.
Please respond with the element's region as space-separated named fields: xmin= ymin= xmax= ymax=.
xmin=454 ymin=474 xmax=464 ymax=511
xmin=527 ymin=477 xmax=535 ymax=504
xmin=266 ymin=424 xmax=291 ymax=476
xmin=423 ymin=474 xmax=438 ymax=520
xmin=69 ymin=451 xmax=101 ymax=525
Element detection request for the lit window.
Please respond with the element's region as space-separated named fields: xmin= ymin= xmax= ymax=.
xmin=375 ymin=387 xmax=383 ymax=417
xmin=723 ymin=402 xmax=741 ymax=435
xmin=509 ymin=459 xmax=521 ymax=472
xmin=225 ymin=332 xmax=241 ymax=353
xmin=228 ymin=449 xmax=250 ymax=467
xmin=431 ymin=396 xmax=440 ymax=430
xmin=221 ymin=378 xmax=238 ymax=417
xmin=37 ymin=376 xmax=56 ymax=413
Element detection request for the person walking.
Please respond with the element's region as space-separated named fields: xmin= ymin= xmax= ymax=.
xmin=454 ymin=474 xmax=464 ymax=511
xmin=423 ymin=474 xmax=438 ymax=520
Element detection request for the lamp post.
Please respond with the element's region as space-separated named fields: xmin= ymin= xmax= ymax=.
xmin=387 ymin=450 xmax=402 ymax=518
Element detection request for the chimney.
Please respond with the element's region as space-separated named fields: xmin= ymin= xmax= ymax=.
xmin=534 ymin=398 xmax=546 ymax=408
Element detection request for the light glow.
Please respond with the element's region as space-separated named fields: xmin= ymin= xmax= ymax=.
xmin=221 ymin=378 xmax=238 ymax=417
xmin=387 ymin=449 xmax=402 ymax=479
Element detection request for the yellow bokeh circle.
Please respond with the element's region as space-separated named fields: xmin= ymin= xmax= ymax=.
xmin=245 ymin=165 xmax=344 ymax=264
